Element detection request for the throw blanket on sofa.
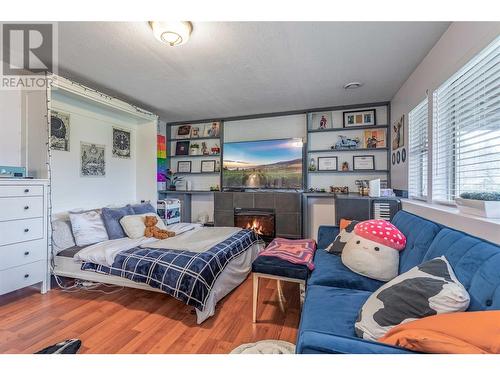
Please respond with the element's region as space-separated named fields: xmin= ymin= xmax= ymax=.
xmin=258 ymin=238 xmax=317 ymax=270
xmin=81 ymin=229 xmax=263 ymax=310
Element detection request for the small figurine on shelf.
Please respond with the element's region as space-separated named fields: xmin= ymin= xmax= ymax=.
xmin=319 ymin=115 xmax=328 ymax=129
xmin=165 ymin=169 xmax=183 ymax=191
xmin=342 ymin=161 xmax=349 ymax=171
xmin=211 ymin=144 xmax=221 ymax=155
xmin=201 ymin=142 xmax=209 ymax=155
xmin=332 ymin=135 xmax=360 ymax=150
xmin=309 ymin=158 xmax=316 ymax=171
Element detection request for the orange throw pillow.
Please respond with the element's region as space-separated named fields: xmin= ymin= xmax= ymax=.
xmin=339 ymin=219 xmax=353 ymax=230
xmin=379 ymin=311 xmax=500 ymax=354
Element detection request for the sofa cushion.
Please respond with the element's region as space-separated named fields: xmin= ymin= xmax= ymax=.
xmin=392 ymin=211 xmax=442 ymax=273
xmin=422 ymin=228 xmax=500 ymax=311
xmin=308 ymin=250 xmax=384 ymax=292
xmin=252 ymin=256 xmax=309 ymax=280
xmin=299 ymin=285 xmax=371 ymax=338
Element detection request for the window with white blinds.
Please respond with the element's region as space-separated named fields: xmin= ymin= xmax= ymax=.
xmin=432 ymin=36 xmax=500 ymax=203
xmin=408 ymin=98 xmax=428 ymax=200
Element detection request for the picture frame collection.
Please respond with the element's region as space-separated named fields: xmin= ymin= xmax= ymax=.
xmin=313 ymin=155 xmax=377 ymax=171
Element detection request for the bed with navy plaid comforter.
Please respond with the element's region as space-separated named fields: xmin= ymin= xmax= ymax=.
xmin=81 ymin=229 xmax=262 ymax=310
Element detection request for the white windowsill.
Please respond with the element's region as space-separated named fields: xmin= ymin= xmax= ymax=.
xmin=401 ymin=199 xmax=500 ymax=245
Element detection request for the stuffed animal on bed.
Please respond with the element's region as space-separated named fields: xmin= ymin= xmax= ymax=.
xmin=144 ymin=215 xmax=175 ymax=239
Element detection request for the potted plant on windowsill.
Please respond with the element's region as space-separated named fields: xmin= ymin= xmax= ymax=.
xmin=455 ymin=192 xmax=500 ymax=218
xmin=166 ymin=170 xmax=183 ymax=191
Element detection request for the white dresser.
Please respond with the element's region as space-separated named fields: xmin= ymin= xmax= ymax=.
xmin=0 ymin=179 xmax=50 ymax=295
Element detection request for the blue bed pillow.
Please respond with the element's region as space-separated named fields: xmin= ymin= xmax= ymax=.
xmin=101 ymin=206 xmax=135 ymax=239
xmin=129 ymin=202 xmax=156 ymax=215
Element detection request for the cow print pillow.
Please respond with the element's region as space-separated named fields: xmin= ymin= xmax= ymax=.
xmin=355 ymin=256 xmax=470 ymax=341
xmin=325 ymin=220 xmax=359 ymax=255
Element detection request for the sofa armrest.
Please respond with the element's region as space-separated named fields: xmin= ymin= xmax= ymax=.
xmin=317 ymin=225 xmax=340 ymax=249
xmin=296 ymin=330 xmax=415 ymax=354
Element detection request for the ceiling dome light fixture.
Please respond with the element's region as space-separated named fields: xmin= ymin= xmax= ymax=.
xmin=150 ymin=21 xmax=192 ymax=47
xmin=344 ymin=82 xmax=363 ymax=90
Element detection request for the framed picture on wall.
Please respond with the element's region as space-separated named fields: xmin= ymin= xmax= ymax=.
xmin=317 ymin=156 xmax=338 ymax=171
xmin=81 ymin=142 xmax=106 ymax=177
xmin=112 ymin=127 xmax=131 ymax=158
xmin=177 ymin=161 xmax=192 ymax=173
xmin=363 ymin=129 xmax=386 ymax=148
xmin=392 ymin=114 xmax=405 ymax=150
xmin=343 ymin=109 xmax=376 ymax=128
xmin=190 ymin=126 xmax=201 ymax=138
xmin=176 ymin=125 xmax=192 ymax=139
xmin=353 ymin=155 xmax=375 ymax=171
xmin=201 ymin=160 xmax=216 ymax=173
xmin=311 ymin=112 xmax=332 ymax=130
xmin=203 ymin=122 xmax=220 ymax=137
xmin=50 ymin=110 xmax=70 ymax=151
xmin=175 ymin=141 xmax=190 ymax=155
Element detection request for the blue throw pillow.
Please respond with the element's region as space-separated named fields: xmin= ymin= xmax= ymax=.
xmin=101 ymin=206 xmax=135 ymax=239
xmin=129 ymin=202 xmax=156 ymax=215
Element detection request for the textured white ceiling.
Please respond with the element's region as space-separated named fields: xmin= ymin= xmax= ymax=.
xmin=57 ymin=22 xmax=450 ymax=122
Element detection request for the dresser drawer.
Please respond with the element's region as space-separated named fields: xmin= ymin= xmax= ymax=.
xmin=0 ymin=218 xmax=44 ymax=246
xmin=0 ymin=196 xmax=44 ymax=221
xmin=0 ymin=260 xmax=46 ymax=295
xmin=0 ymin=185 xmax=44 ymax=197
xmin=0 ymin=239 xmax=47 ymax=270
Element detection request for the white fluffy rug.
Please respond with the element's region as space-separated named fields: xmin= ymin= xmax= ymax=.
xmin=230 ymin=340 xmax=296 ymax=354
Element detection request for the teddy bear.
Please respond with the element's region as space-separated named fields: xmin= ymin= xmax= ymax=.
xmin=341 ymin=219 xmax=406 ymax=281
xmin=144 ymin=215 xmax=175 ymax=240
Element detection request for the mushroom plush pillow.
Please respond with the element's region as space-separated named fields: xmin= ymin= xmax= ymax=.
xmin=341 ymin=220 xmax=406 ymax=281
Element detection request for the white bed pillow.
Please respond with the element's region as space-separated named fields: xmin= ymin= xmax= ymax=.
xmin=120 ymin=213 xmax=167 ymax=239
xmin=69 ymin=210 xmax=109 ymax=247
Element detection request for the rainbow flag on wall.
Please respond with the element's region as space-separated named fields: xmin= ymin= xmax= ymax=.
xmin=157 ymin=134 xmax=167 ymax=182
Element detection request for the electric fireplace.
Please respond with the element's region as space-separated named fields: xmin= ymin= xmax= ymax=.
xmin=234 ymin=208 xmax=275 ymax=242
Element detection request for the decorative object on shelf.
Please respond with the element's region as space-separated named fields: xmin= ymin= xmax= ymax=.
xmin=210 ymin=184 xmax=220 ymax=191
xmin=330 ymin=186 xmax=349 ymax=194
xmin=312 ymin=112 xmax=332 ymax=130
xmin=215 ymin=160 xmax=221 ymax=172
xmin=363 ymin=130 xmax=386 ymax=149
xmin=355 ymin=180 xmax=370 ymax=196
xmin=50 ymin=110 xmax=70 ymax=151
xmin=353 ymin=155 xmax=375 ymax=171
xmin=80 ymin=142 xmax=105 ymax=177
xmin=176 ymin=125 xmax=191 ymax=139
xmin=175 ymin=140 xmax=190 ymax=155
xmin=391 ymin=152 xmax=396 ymax=165
xmin=201 ymin=160 xmax=216 ymax=173
xmin=190 ymin=126 xmax=200 ymax=138
xmin=112 ymin=127 xmax=131 ymax=158
xmin=342 ymin=161 xmax=349 ymax=171
xmin=308 ymin=187 xmax=327 ymax=193
xmin=165 ymin=170 xmax=183 ymax=191
xmin=201 ymin=142 xmax=209 ymax=155
xmin=456 ymin=192 xmax=500 ymax=218
xmin=317 ymin=156 xmax=338 ymax=171
xmin=211 ymin=144 xmax=221 ymax=155
xmin=332 ymin=135 xmax=360 ymax=150
xmin=401 ymin=148 xmax=407 ymax=163
xmin=189 ymin=143 xmax=200 ymax=155
xmin=177 ymin=161 xmax=192 ymax=173
xmin=392 ymin=114 xmax=405 ymax=150
xmin=308 ymin=157 xmax=316 ymax=171
xmin=343 ymin=109 xmax=376 ymax=128
xmin=396 ymin=150 xmax=401 ymax=164
xmin=203 ymin=121 xmax=220 ymax=137
xmin=368 ymin=179 xmax=381 ymax=197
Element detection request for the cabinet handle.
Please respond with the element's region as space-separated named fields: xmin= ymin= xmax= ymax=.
xmin=24 ymin=228 xmax=29 ymax=233
xmin=24 ymin=206 xmax=30 ymax=210
xmin=24 ymin=274 xmax=30 ymax=278
xmin=24 ymin=189 xmax=29 ymax=193
xmin=24 ymin=251 xmax=30 ymax=256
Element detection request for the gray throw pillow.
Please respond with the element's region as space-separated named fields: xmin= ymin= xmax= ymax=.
xmin=101 ymin=206 xmax=135 ymax=239
xmin=52 ymin=218 xmax=76 ymax=253
xmin=355 ymin=256 xmax=470 ymax=341
xmin=129 ymin=202 xmax=156 ymax=215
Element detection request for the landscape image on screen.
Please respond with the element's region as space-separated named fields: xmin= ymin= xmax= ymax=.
xmin=223 ymin=138 xmax=303 ymax=189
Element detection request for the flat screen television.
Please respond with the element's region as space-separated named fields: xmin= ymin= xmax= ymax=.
xmin=223 ymin=138 xmax=303 ymax=189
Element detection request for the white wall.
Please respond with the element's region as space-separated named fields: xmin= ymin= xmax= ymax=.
xmin=390 ymin=22 xmax=500 ymax=190
xmin=50 ymin=90 xmax=156 ymax=213
xmin=0 ymin=90 xmax=22 ymax=166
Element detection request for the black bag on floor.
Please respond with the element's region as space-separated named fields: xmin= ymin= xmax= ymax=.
xmin=35 ymin=339 xmax=82 ymax=354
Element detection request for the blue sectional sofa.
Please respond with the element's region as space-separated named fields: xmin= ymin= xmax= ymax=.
xmin=296 ymin=210 xmax=500 ymax=354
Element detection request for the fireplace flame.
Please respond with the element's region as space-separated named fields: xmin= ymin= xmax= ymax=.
xmin=246 ymin=218 xmax=264 ymax=235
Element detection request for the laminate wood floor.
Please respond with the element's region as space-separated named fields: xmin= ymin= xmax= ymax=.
xmin=0 ymin=276 xmax=301 ymax=354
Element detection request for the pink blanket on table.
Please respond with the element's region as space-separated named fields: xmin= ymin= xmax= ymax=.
xmin=258 ymin=238 xmax=317 ymax=270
